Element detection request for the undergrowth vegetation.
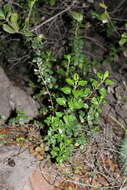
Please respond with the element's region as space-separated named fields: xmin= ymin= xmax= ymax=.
xmin=0 ymin=0 xmax=127 ymax=166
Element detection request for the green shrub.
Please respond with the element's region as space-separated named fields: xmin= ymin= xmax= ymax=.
xmin=0 ymin=2 xmax=114 ymax=164
xmin=42 ymin=71 xmax=111 ymax=163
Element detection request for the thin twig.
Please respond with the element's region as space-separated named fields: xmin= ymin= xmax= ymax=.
xmin=30 ymin=4 xmax=73 ymax=32
xmin=112 ymin=17 xmax=127 ymax=22
xmin=109 ymin=115 xmax=126 ymax=130
xmin=110 ymin=0 xmax=126 ymax=14
xmin=84 ymin=35 xmax=107 ymax=52
xmin=119 ymin=177 xmax=127 ymax=190
xmin=65 ymin=179 xmax=120 ymax=189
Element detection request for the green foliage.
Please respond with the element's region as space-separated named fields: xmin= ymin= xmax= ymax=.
xmin=0 ymin=1 xmax=114 ymax=164
xmin=28 ymin=15 xmax=112 ymax=163
xmin=91 ymin=3 xmax=117 ymax=38
xmin=70 ymin=11 xmax=84 ymax=23
xmin=0 ymin=1 xmax=37 ymax=35
xmin=119 ymin=33 xmax=127 ymax=47
xmin=40 ymin=71 xmax=110 ymax=163
xmin=34 ymin=50 xmax=57 ymax=89
xmin=0 ymin=4 xmax=19 ymax=33
xmin=68 ymin=18 xmax=89 ymax=75
xmin=30 ymin=11 xmax=112 ymax=163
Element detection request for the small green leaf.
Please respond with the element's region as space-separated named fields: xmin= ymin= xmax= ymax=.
xmin=3 ymin=24 xmax=16 ymax=33
xmin=119 ymin=33 xmax=127 ymax=46
xmin=3 ymin=4 xmax=12 ymax=17
xmin=83 ymin=88 xmax=91 ymax=97
xmin=70 ymin=11 xmax=84 ymax=22
xmin=73 ymin=73 xmax=79 ymax=81
xmin=61 ymin=87 xmax=71 ymax=94
xmin=66 ymin=78 xmax=74 ymax=86
xmin=72 ymin=89 xmax=84 ymax=97
xmin=91 ymin=97 xmax=98 ymax=105
xmin=90 ymin=78 xmax=98 ymax=88
xmin=10 ymin=13 xmax=19 ymax=31
xmin=63 ymin=115 xmax=75 ymax=125
xmin=99 ymin=88 xmax=107 ymax=97
xmin=0 ymin=9 xmax=5 ymax=19
xmin=119 ymin=39 xmax=127 ymax=46
xmin=28 ymin=0 xmax=37 ymax=8
xmin=84 ymin=103 xmax=89 ymax=109
xmin=55 ymin=112 xmax=63 ymax=118
xmin=78 ymin=80 xmax=87 ymax=86
xmin=68 ymin=99 xmax=84 ymax=109
xmin=96 ymin=72 xmax=103 ymax=80
xmin=51 ymin=150 xmax=58 ymax=158
xmin=64 ymin=54 xmax=71 ymax=61
xmin=16 ymin=137 xmax=25 ymax=142
xmin=100 ymin=12 xmax=109 ymax=23
xmin=103 ymin=71 xmax=109 ymax=79
xmin=56 ymin=97 xmax=66 ymax=106
xmin=91 ymin=11 xmax=100 ymax=20
xmin=105 ymin=79 xmax=113 ymax=85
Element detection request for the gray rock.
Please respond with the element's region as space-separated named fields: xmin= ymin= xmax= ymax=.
xmin=0 ymin=66 xmax=39 ymax=124
xmin=9 ymin=86 xmax=39 ymax=122
xmin=87 ymin=0 xmax=94 ymax=3
xmin=0 ymin=67 xmax=12 ymax=123
xmin=0 ymin=145 xmax=37 ymax=190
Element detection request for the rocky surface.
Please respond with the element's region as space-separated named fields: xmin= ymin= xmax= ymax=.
xmin=0 ymin=144 xmax=62 ymax=190
xmin=0 ymin=66 xmax=39 ymax=124
xmin=0 ymin=145 xmax=37 ymax=190
xmin=100 ymin=64 xmax=127 ymax=130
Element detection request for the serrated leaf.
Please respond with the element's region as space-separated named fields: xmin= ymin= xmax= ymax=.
xmin=0 ymin=9 xmax=5 ymax=19
xmin=70 ymin=11 xmax=84 ymax=23
xmin=56 ymin=97 xmax=66 ymax=106
xmin=3 ymin=24 xmax=16 ymax=33
xmin=10 ymin=13 xmax=19 ymax=31
xmin=61 ymin=87 xmax=71 ymax=94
